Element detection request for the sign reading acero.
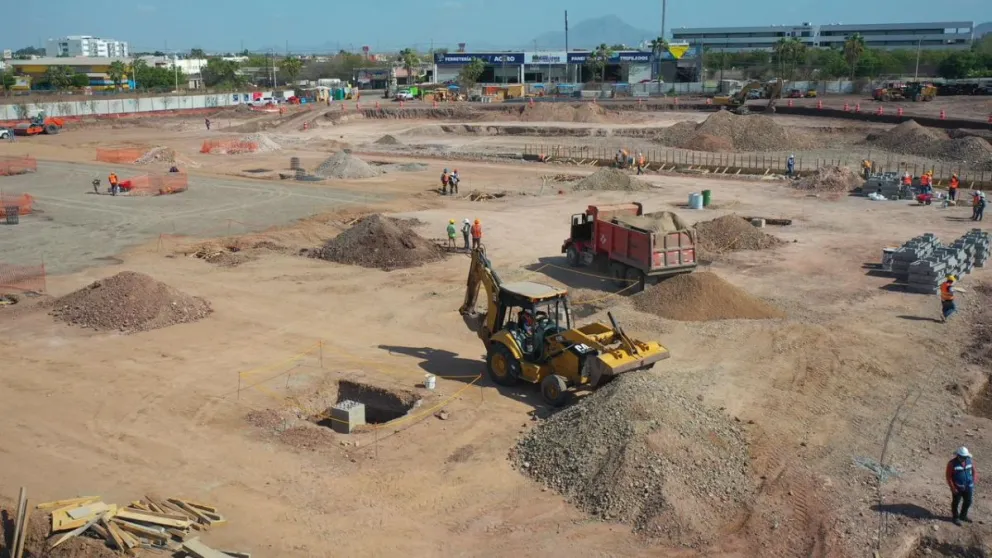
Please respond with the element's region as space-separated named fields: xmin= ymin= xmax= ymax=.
xmin=434 ymin=53 xmax=524 ymax=65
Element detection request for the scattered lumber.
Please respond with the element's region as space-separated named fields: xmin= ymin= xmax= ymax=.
xmin=740 ymin=215 xmax=793 ymax=226
xmin=28 ymin=494 xmax=243 ymax=556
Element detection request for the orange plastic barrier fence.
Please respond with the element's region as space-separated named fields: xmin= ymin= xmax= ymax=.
xmin=96 ymin=148 xmax=145 ymax=164
xmin=0 ymin=193 xmax=34 ymax=216
xmin=123 ymin=173 xmax=189 ymax=196
xmin=0 ymin=156 xmax=37 ymax=176
xmin=0 ymin=262 xmax=46 ymax=294
xmin=200 ymin=140 xmax=258 ymax=154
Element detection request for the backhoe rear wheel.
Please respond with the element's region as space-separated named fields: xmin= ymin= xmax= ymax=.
xmin=541 ymin=374 xmax=569 ymax=407
xmin=486 ymin=342 xmax=521 ymax=387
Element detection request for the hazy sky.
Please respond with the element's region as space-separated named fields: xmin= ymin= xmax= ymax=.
xmin=5 ymin=0 xmax=990 ymax=53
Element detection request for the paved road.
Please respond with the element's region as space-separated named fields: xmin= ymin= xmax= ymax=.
xmin=0 ymin=161 xmax=385 ymax=275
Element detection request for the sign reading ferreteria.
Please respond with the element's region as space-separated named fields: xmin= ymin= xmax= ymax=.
xmin=435 ymin=48 xmax=697 ymax=66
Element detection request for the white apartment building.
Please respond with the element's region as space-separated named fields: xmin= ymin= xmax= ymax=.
xmin=46 ymin=36 xmax=130 ymax=58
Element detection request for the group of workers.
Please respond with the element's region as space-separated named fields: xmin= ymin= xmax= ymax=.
xmin=614 ymin=149 xmax=647 ymax=175
xmin=446 ymin=218 xmax=482 ymax=251
xmin=440 ymin=168 xmax=460 ymax=195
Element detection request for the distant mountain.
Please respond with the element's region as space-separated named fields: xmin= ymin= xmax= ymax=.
xmin=532 ymin=15 xmax=656 ymax=50
xmin=976 ymin=22 xmax=992 ymax=39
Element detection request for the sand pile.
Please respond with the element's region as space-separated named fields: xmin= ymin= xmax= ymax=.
xmin=51 ymin=271 xmax=211 ymax=333
xmin=633 ymin=272 xmax=784 ymax=321
xmin=572 ymin=168 xmax=652 ymax=191
xmin=134 ymin=146 xmax=176 ymax=165
xmin=514 ymin=372 xmax=754 ymax=544
xmin=867 ymin=120 xmax=992 ymax=164
xmin=659 ymin=111 xmax=813 ymax=152
xmin=313 ymin=151 xmax=382 ymax=179
xmin=693 ymin=214 xmax=783 ymax=255
xmin=514 ymin=103 xmax=608 ymax=123
xmin=374 ymin=134 xmax=402 ymax=145
xmin=794 ymin=165 xmax=862 ymax=192
xmin=311 ymin=214 xmax=445 ymax=270
xmin=240 ymin=133 xmax=282 ymax=152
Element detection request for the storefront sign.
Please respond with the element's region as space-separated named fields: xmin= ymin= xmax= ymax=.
xmin=524 ymin=52 xmax=567 ymax=64
xmin=434 ymin=52 xmax=523 ymax=65
xmin=567 ymin=49 xmax=698 ymax=64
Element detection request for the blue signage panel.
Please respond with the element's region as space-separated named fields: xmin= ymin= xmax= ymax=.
xmin=434 ymin=52 xmax=524 ymax=65
xmin=566 ymin=49 xmax=698 ymax=64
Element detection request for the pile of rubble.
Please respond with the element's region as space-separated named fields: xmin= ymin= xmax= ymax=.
xmin=10 ymin=493 xmax=243 ymax=557
xmin=134 ymin=147 xmax=176 ymax=165
xmin=513 ymin=372 xmax=755 ymax=545
xmin=657 ymin=111 xmax=814 ymax=152
xmin=693 ymin=214 xmax=783 ymax=256
xmin=309 ymin=214 xmax=446 ymax=270
xmin=888 ymin=230 xmax=991 ymax=293
xmin=868 ymin=120 xmax=992 ymax=164
xmin=572 ymin=168 xmax=651 ymax=191
xmin=240 ymin=133 xmax=282 ymax=152
xmin=793 ymin=166 xmax=862 ymax=193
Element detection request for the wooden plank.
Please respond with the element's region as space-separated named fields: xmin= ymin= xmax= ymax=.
xmin=90 ymin=523 xmax=111 ymax=541
xmin=120 ymin=507 xmax=191 ymax=522
xmin=113 ymin=519 xmax=169 ymax=541
xmin=166 ymin=528 xmax=190 ymax=541
xmin=220 ymin=552 xmax=251 ymax=558
xmin=146 ymin=501 xmax=165 ymax=514
xmin=36 ymin=496 xmax=100 ymax=511
xmin=179 ymin=499 xmax=219 ymax=514
xmin=156 ymin=499 xmax=198 ymax=520
xmin=100 ymin=515 xmax=126 ymax=550
xmin=50 ymin=511 xmax=107 ymax=549
xmin=114 ymin=525 xmax=141 ymax=549
xmin=182 ymin=537 xmax=232 ymax=558
xmin=68 ymin=502 xmax=109 ymax=519
xmin=11 ymin=488 xmax=26 ymax=558
xmin=129 ymin=501 xmax=152 ymax=512
xmin=116 ymin=509 xmax=191 ymax=528
xmin=169 ymin=499 xmax=212 ymax=525
xmin=14 ymin=496 xmax=29 ymax=558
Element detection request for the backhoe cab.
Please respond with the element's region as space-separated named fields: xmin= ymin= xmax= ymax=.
xmin=459 ymin=247 xmax=669 ymax=406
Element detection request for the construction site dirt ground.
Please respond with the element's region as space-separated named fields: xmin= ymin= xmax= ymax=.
xmin=1 ymin=105 xmax=992 ymax=558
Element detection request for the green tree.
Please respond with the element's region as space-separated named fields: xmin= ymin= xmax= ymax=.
xmin=772 ymin=37 xmax=790 ymax=77
xmin=937 ymin=51 xmax=976 ymax=79
xmin=190 ymin=48 xmax=206 ymax=58
xmin=843 ymin=33 xmax=866 ymax=84
xmin=108 ymin=60 xmax=128 ymax=89
xmin=279 ymin=56 xmax=304 ymax=84
xmin=1 ymin=70 xmax=15 ymax=96
xmin=590 ymin=43 xmax=614 ymax=83
xmin=398 ymin=48 xmax=421 ymax=84
xmin=44 ymin=65 xmax=73 ymax=91
xmin=788 ymin=38 xmax=807 ymax=80
xmin=202 ymin=58 xmax=244 ymax=88
xmin=71 ymin=72 xmax=90 ymax=88
xmin=130 ymin=58 xmax=150 ymax=90
xmin=649 ymin=37 xmax=668 ymax=87
xmin=457 ymin=57 xmax=486 ymax=88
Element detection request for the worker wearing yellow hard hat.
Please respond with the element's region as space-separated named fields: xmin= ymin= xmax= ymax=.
xmin=446 ymin=219 xmax=457 ymax=250
xmin=940 ymin=275 xmax=958 ymax=323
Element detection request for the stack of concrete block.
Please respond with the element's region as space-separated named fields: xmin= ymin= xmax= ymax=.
xmin=864 ymin=175 xmax=913 ymax=200
xmin=891 ymin=234 xmax=941 ymax=279
xmin=963 ymin=229 xmax=991 ymax=268
xmin=907 ymin=257 xmax=949 ymax=293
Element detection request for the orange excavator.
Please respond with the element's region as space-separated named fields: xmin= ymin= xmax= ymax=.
xmin=14 ymin=113 xmax=64 ymax=136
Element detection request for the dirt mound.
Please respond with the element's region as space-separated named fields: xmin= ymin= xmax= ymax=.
xmin=514 ymin=372 xmax=754 ymax=545
xmin=134 ymin=146 xmax=176 ymax=165
xmin=240 ymin=132 xmax=282 ymax=152
xmin=658 ymin=111 xmax=813 ymax=152
xmin=866 ymin=120 xmax=992 ymax=164
xmin=693 ymin=214 xmax=783 ymax=255
xmin=634 ymin=271 xmax=784 ymax=321
xmin=794 ymin=165 xmax=862 ymax=193
xmin=374 ymin=134 xmax=402 ymax=145
xmin=311 ymin=214 xmax=445 ymax=270
xmin=572 ymin=168 xmax=652 ymax=191
xmin=510 ymin=103 xmax=610 ymax=123
xmin=51 ymin=271 xmax=211 ymax=333
xmin=314 ymin=151 xmax=382 ymax=179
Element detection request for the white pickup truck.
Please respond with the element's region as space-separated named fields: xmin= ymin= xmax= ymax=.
xmin=0 ymin=127 xmax=12 ymax=140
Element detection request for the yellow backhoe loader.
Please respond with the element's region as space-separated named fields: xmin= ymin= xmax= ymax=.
xmin=458 ymin=247 xmax=670 ymax=406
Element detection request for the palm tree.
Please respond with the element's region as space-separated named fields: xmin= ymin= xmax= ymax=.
xmin=44 ymin=65 xmax=73 ymax=92
xmin=649 ymin=37 xmax=668 ymax=90
xmin=772 ymin=38 xmax=790 ymax=78
xmin=591 ymin=43 xmax=614 ymax=85
xmin=843 ymin=33 xmax=866 ymax=85
xmin=108 ymin=60 xmax=128 ymax=90
xmin=789 ymin=37 xmax=807 ymax=81
xmin=398 ymin=48 xmax=420 ymax=86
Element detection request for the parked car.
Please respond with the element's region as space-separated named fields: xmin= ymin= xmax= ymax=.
xmin=394 ymin=90 xmax=415 ymax=101
xmin=0 ymin=128 xmax=11 ymax=140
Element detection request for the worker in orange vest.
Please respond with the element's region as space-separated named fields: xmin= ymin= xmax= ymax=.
xmin=902 ymin=172 xmax=913 ymax=186
xmin=940 ymin=275 xmax=958 ymax=323
xmin=471 ymin=219 xmax=483 ymax=250
xmin=949 ymin=174 xmax=960 ymax=201
xmin=108 ymin=172 xmax=119 ymax=196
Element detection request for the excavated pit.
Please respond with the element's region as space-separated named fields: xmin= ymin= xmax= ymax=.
xmin=314 ymin=380 xmax=420 ymax=426
xmin=909 ymin=536 xmax=989 ymax=558
xmin=967 ymin=377 xmax=992 ymax=420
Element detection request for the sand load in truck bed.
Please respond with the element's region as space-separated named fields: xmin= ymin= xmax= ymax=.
xmin=613 ymin=211 xmax=690 ymax=233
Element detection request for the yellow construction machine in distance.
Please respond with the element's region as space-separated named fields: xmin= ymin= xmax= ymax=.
xmin=458 ymin=247 xmax=670 ymax=406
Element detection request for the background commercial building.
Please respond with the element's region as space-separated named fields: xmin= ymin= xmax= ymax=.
xmin=7 ymin=57 xmax=131 ymax=89
xmin=673 ymin=21 xmax=974 ymax=52
xmin=45 ymin=36 xmax=130 ymax=58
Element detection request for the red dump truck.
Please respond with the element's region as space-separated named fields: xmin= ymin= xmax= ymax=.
xmin=561 ymin=203 xmax=697 ymax=291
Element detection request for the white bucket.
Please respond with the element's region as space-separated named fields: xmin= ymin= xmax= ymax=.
xmin=424 ymin=374 xmax=436 ymax=390
xmin=688 ymin=192 xmax=704 ymax=210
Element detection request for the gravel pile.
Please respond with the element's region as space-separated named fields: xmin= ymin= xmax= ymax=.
xmin=657 ymin=111 xmax=813 ymax=152
xmin=572 ymin=168 xmax=652 ymax=191
xmin=513 ymin=372 xmax=754 ymax=544
xmin=134 ymin=146 xmax=176 ymax=165
xmin=867 ymin=120 xmax=992 ymax=164
xmin=310 ymin=214 xmax=445 ymax=270
xmin=693 ymin=214 xmax=783 ymax=256
xmin=514 ymin=103 xmax=607 ymax=123
xmin=313 ymin=151 xmax=382 ymax=179
xmin=634 ymin=272 xmax=784 ymax=321
xmin=794 ymin=165 xmax=862 ymax=193
xmin=240 ymin=133 xmax=282 ymax=152
xmin=51 ymin=271 xmax=211 ymax=333
xmin=374 ymin=134 xmax=402 ymax=145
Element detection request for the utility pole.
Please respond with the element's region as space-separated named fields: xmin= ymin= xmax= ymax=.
xmin=914 ymin=38 xmax=922 ymax=80
xmin=565 ymin=10 xmax=570 ymax=82
xmin=661 ymin=0 xmax=667 ymax=41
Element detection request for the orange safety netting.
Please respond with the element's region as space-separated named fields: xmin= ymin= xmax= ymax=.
xmin=0 ymin=193 xmax=34 ymax=216
xmin=0 ymin=156 xmax=38 ymax=176
xmin=122 ymin=173 xmax=189 ymax=196
xmin=200 ymin=140 xmax=258 ymax=154
xmin=0 ymin=262 xmax=46 ymax=294
xmin=96 ymin=148 xmax=145 ymax=164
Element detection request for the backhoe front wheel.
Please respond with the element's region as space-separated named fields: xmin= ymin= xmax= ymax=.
xmin=486 ymin=343 xmax=521 ymax=387
xmin=541 ymin=374 xmax=569 ymax=407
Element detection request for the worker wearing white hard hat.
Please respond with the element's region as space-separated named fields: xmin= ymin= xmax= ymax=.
xmin=946 ymin=446 xmax=977 ymax=525
xmin=461 ymin=218 xmax=471 ymax=251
